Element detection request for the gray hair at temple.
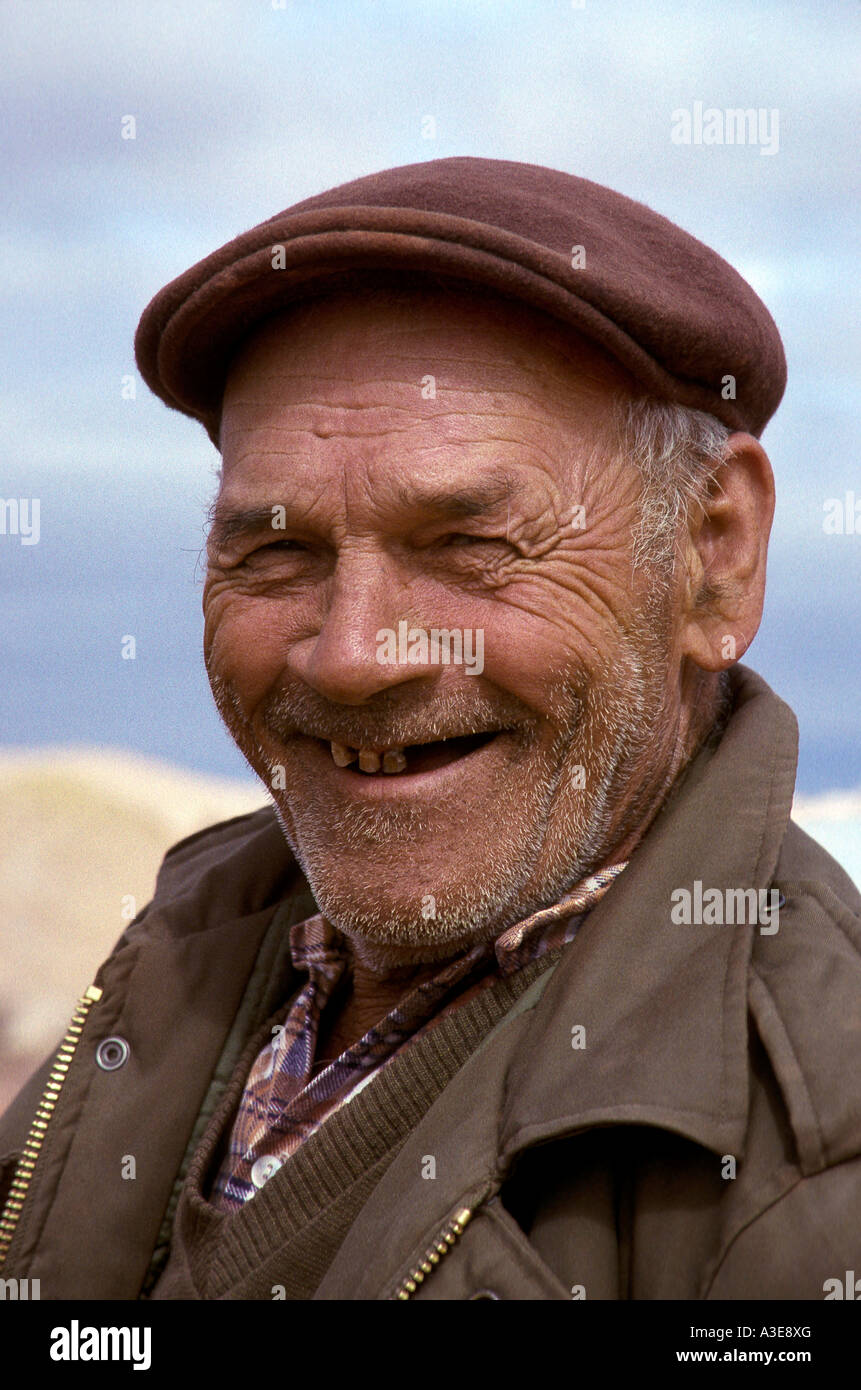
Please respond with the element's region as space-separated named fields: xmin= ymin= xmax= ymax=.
xmin=613 ymin=395 xmax=731 ymax=586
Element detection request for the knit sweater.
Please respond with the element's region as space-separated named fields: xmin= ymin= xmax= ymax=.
xmin=148 ymin=948 xmax=561 ymax=1299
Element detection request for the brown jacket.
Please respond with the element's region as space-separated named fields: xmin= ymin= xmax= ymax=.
xmin=2 ymin=664 xmax=860 ymax=1299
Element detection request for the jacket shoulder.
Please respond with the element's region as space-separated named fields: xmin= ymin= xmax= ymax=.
xmin=779 ymin=816 xmax=861 ymax=907
xmin=117 ymin=802 xmax=301 ymax=945
xmin=150 ymin=802 xmax=279 ymax=893
xmin=750 ymin=818 xmax=861 ymax=1171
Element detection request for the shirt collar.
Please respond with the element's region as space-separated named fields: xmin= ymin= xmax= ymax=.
xmin=288 ymin=862 xmax=628 ymax=989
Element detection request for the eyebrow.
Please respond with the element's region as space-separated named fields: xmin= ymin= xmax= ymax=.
xmin=206 ymin=476 xmax=521 ymax=551
xmin=394 ymin=476 xmax=518 ymax=518
xmin=206 ymin=504 xmax=281 ymax=551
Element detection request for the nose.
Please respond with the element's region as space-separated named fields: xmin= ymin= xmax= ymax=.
xmin=287 ymin=546 xmax=427 ymax=705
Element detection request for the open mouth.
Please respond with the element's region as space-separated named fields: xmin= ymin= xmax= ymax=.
xmin=321 ymin=730 xmax=500 ymax=776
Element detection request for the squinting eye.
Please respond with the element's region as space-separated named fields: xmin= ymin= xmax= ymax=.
xmin=258 ymin=539 xmax=307 ymax=552
xmin=442 ymin=534 xmax=505 ymax=546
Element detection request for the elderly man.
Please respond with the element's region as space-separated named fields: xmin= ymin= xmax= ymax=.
xmin=1 ymin=158 xmax=859 ymax=1301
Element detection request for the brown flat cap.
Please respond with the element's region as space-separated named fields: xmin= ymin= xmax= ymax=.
xmin=134 ymin=156 xmax=786 ymax=446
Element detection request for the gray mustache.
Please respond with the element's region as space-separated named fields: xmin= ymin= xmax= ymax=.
xmin=259 ymin=684 xmax=540 ymax=751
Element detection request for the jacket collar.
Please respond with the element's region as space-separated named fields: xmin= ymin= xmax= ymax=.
xmin=499 ymin=663 xmax=799 ymax=1162
xmin=145 ymin=662 xmax=797 ymax=1171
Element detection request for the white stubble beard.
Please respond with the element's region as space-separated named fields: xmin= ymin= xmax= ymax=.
xmin=207 ymin=602 xmax=673 ymax=965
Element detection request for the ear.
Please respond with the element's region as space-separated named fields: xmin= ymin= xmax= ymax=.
xmin=678 ymin=432 xmax=775 ymax=671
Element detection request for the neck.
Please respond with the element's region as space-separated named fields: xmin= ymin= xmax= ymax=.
xmin=314 ymin=955 xmax=445 ymax=1063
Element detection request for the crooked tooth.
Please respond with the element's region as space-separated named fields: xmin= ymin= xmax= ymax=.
xmin=382 ymin=749 xmax=408 ymax=774
xmin=358 ymin=748 xmax=382 ymax=773
xmin=331 ymin=740 xmax=357 ymax=767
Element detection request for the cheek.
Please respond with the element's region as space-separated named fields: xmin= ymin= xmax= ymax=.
xmin=203 ymin=589 xmax=289 ymax=707
xmin=476 ymin=580 xmax=620 ymax=713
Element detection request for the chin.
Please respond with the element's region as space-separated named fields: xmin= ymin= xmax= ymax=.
xmin=298 ymin=865 xmax=514 ymax=959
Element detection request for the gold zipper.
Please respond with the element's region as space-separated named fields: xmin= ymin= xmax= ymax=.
xmin=0 ymin=984 xmax=103 ymax=1270
xmin=392 ymin=1205 xmax=474 ymax=1300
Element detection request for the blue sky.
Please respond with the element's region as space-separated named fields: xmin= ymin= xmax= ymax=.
xmin=1 ymin=0 xmax=859 ymax=791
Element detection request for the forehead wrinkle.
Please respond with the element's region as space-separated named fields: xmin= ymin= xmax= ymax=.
xmin=224 ymin=367 xmax=557 ymax=410
xmin=227 ymin=379 xmax=570 ymax=413
xmin=225 ymin=363 xmax=600 ymax=419
xmin=233 ymin=403 xmax=514 ymax=436
xmin=226 ymin=397 xmax=553 ymax=424
xmin=221 ymin=377 xmax=612 ymax=504
xmin=236 ymin=329 xmax=625 ymax=387
xmin=208 ymin=475 xmax=336 ymax=542
xmin=225 ymin=388 xmax=422 ymax=411
xmin=223 ymin=434 xmax=582 ymax=507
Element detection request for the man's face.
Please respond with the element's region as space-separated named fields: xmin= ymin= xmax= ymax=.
xmin=203 ymin=286 xmax=686 ymax=965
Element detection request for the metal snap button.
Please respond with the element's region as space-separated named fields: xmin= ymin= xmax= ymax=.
xmin=761 ymin=890 xmax=786 ymax=915
xmin=251 ymin=1155 xmax=283 ymax=1189
xmin=468 ymin=1288 xmax=500 ymax=1300
xmin=96 ymin=1036 xmax=130 ymax=1071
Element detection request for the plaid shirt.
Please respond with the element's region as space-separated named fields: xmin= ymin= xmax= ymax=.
xmin=211 ymin=863 xmax=627 ymax=1211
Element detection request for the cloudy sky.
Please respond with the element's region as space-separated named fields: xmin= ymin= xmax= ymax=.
xmin=2 ymin=0 xmax=859 ymax=792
